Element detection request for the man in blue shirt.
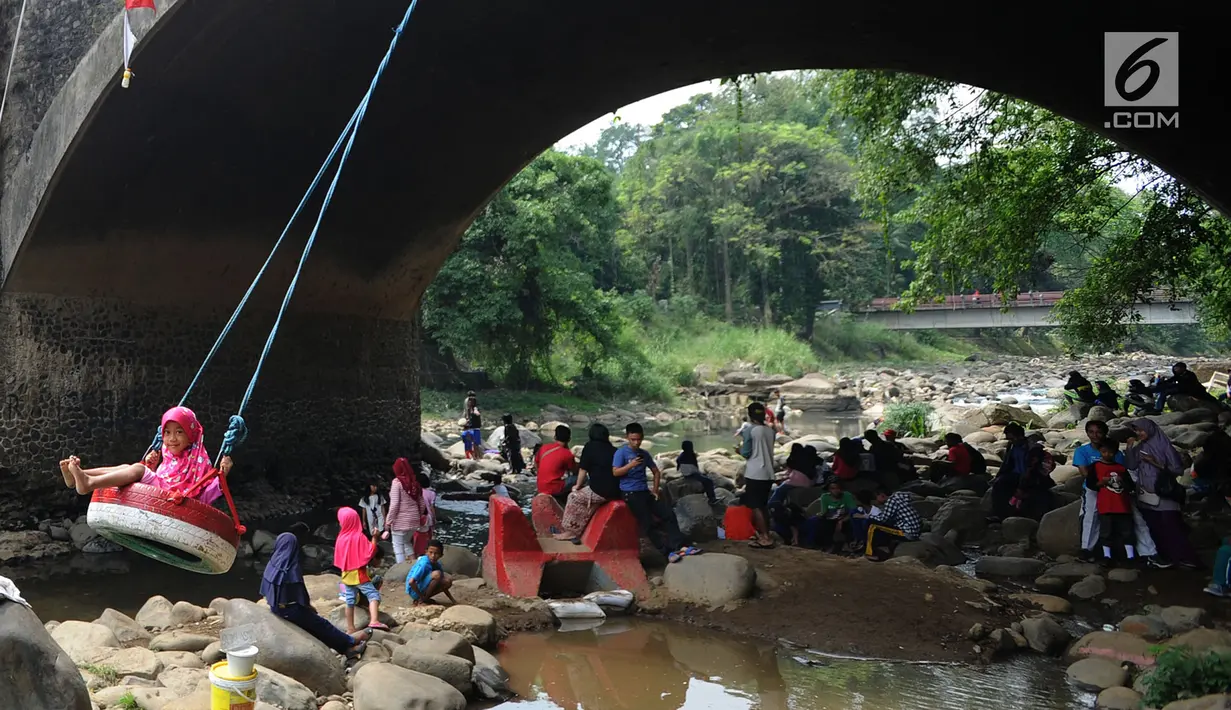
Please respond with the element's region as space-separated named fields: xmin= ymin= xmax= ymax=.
xmin=406 ymin=540 xmax=457 ymax=605
xmin=614 ymin=423 xmax=689 ymax=560
xmin=1073 ymin=420 xmax=1167 ymax=568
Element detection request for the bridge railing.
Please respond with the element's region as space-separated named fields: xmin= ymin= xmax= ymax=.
xmin=859 ymin=288 xmax=1183 ymax=313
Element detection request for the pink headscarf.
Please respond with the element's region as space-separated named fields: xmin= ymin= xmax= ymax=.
xmin=149 ymin=406 xmax=220 ymax=504
xmin=333 ymin=507 xmax=374 ymax=572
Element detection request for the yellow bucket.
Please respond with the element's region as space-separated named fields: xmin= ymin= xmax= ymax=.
xmin=209 ymin=661 xmax=258 ymax=710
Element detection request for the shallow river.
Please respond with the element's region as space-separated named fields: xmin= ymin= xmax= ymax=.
xmin=491 ymin=618 xmax=1090 ymax=710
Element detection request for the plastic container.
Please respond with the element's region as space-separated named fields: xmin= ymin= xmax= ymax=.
xmin=224 ymin=645 xmax=259 ymax=677
xmin=210 ymin=660 xmax=258 ymax=710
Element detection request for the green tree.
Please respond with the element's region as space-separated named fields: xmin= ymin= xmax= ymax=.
xmin=421 ymin=151 xmax=621 ymax=386
xmin=579 ymin=122 xmax=648 ymax=173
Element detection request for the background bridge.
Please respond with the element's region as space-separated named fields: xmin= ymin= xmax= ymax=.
xmin=849 ymin=291 xmax=1197 ymax=330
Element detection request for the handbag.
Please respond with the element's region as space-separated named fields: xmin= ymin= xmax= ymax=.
xmin=1154 ymin=470 xmax=1187 ymax=504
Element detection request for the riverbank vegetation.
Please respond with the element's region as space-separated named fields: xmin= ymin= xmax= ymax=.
xmin=419 ymin=71 xmax=1230 ymax=404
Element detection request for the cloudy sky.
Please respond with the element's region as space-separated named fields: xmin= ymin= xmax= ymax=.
xmin=554 ymin=80 xmax=719 ymax=152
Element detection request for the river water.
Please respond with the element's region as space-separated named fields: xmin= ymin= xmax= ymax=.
xmin=490 ymin=618 xmax=1090 ymax=710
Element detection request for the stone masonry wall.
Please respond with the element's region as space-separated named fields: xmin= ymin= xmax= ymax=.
xmin=0 ymin=291 xmax=422 ymax=529
xmin=1 ymin=0 xmax=117 ymax=197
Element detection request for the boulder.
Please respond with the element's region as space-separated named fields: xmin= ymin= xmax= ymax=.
xmin=222 ymin=599 xmax=346 ymax=695
xmin=1069 ymin=575 xmax=1107 ymax=600
xmin=1107 ymin=568 xmax=1139 ymax=583
xmin=1021 ymin=615 xmax=1071 ymax=654
xmin=662 ymin=553 xmax=755 ymax=606
xmin=0 ymin=531 xmax=71 ymax=565
xmin=961 ymin=403 xmax=1047 ymax=429
xmin=353 ymin=662 xmax=466 ymax=710
xmin=1164 ymin=628 xmax=1231 ymax=652
xmin=136 ymin=595 xmax=177 ymax=630
xmin=673 ymin=494 xmax=720 ymax=541
xmin=156 ymin=651 xmax=205 ymax=669
xmin=392 ymin=651 xmax=474 ymax=696
xmin=149 ymin=631 xmax=214 ymax=652
xmin=1033 ymin=575 xmax=1069 ymax=594
xmin=1047 ymin=561 xmax=1102 ymax=579
xmin=99 ymin=646 xmax=163 ymax=679
xmin=170 ymin=602 xmax=207 ymax=626
xmin=124 ymin=687 xmax=181 ymax=708
xmin=95 ymin=608 xmax=153 ymax=645
xmin=254 ymin=664 xmax=318 ymax=710
xmin=1009 ymin=594 xmax=1072 ymax=614
xmin=1066 ymin=657 xmax=1129 ymax=690
xmin=1000 ymin=517 xmax=1040 ymax=543
xmin=327 ymin=604 xmax=398 ymax=632
xmin=162 ymin=689 xmax=213 ymax=710
xmin=1086 ymin=405 xmax=1117 ymax=425
xmin=431 ymin=605 xmax=497 ymax=648
xmin=1096 ymin=687 xmax=1142 ymax=710
xmin=396 ymin=627 xmax=475 ymax=663
xmin=975 ymin=556 xmax=1047 ymax=577
xmin=931 ymin=499 xmax=988 ymax=541
xmin=1160 ymin=606 xmax=1206 ymax=635
xmin=1036 ymin=500 xmax=1082 ymax=558
xmin=157 ymin=666 xmax=209 ymax=696
xmin=1049 ymin=465 xmax=1083 ymax=486
xmin=252 ymin=530 xmax=277 ymax=555
xmin=440 ymin=545 xmax=481 ymax=577
xmin=1118 ymin=615 xmax=1170 ymax=641
xmin=1161 ymin=695 xmax=1231 ymax=710
xmin=892 ymin=532 xmax=966 ymax=566
xmin=0 ymin=601 xmax=92 ymax=709
xmin=471 ymin=646 xmax=513 ymax=701
xmin=1049 ymin=404 xmax=1088 ymax=429
xmin=49 ymin=620 xmax=120 ymax=664
xmin=1066 ymin=631 xmax=1154 ymax=665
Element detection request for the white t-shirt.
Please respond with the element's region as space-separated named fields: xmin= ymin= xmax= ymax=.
xmin=743 ymin=424 xmax=777 ymax=481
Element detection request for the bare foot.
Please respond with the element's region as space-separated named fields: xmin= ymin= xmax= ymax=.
xmin=67 ymin=457 xmax=90 ymax=495
xmin=58 ymin=459 xmax=74 ymax=488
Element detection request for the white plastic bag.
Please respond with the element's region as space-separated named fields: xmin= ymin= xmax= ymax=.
xmin=583 ymin=590 xmax=635 ymax=610
xmin=548 ymin=599 xmax=606 ymax=620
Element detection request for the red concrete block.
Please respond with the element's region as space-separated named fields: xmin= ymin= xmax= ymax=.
xmin=531 ymin=494 xmax=564 ymax=536
xmin=482 ymin=495 xmax=650 ymax=599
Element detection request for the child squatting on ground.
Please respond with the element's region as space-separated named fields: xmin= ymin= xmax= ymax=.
xmin=334 ymin=507 xmax=389 ymax=634
xmin=406 ymin=540 xmax=457 ymax=606
xmin=59 ymin=406 xmax=233 ymax=501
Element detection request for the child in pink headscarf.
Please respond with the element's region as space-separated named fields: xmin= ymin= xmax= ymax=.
xmin=59 ymin=406 xmax=233 ymax=503
xmin=334 ymin=506 xmax=388 ymax=634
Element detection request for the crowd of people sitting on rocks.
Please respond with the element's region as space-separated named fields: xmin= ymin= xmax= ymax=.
xmin=1064 ymin=362 xmax=1230 ymax=416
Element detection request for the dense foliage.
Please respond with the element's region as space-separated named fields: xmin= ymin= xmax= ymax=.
xmin=422 ymin=70 xmax=1231 ymax=398
xmin=1142 ymin=647 xmax=1231 ymax=707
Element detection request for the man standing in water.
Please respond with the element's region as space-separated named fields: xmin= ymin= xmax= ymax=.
xmin=741 ymin=402 xmax=777 ymax=549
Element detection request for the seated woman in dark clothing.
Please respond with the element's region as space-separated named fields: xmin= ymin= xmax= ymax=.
xmin=261 ymin=533 xmax=370 ymax=657
xmin=1094 ymin=381 xmax=1120 ymax=410
xmin=1064 ymin=371 xmax=1096 ymax=405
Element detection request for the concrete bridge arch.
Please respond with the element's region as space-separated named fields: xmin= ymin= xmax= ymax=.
xmin=0 ymin=0 xmax=1227 ymax=522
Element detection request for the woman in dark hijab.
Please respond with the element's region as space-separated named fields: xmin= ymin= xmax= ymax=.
xmin=554 ymin=424 xmax=623 ymax=542
xmin=1127 ymin=419 xmax=1199 ymax=567
xmin=676 ymin=440 xmax=717 ymax=505
xmin=832 ymin=438 xmax=861 ymax=480
xmin=261 ymin=533 xmax=370 ymax=657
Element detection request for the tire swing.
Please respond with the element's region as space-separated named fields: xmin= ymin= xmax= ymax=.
xmin=85 ymin=0 xmax=421 ymax=574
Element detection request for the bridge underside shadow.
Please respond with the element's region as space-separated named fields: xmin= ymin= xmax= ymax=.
xmin=1 ymin=0 xmax=1229 ymax=519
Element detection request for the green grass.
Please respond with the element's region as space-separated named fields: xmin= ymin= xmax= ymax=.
xmin=810 ymin=316 xmax=972 ymax=363
xmin=422 ymin=388 xmax=607 ymax=421
xmin=79 ymin=663 xmax=121 ymax=686
xmin=880 ymin=402 xmax=935 ymax=437
xmin=116 ymin=693 xmax=140 ymax=710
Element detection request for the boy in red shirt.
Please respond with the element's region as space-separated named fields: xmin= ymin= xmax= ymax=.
xmin=1086 ymin=440 xmax=1137 ymax=565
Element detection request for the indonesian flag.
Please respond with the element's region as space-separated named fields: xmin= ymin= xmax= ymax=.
xmin=122 ymin=0 xmax=157 ymax=87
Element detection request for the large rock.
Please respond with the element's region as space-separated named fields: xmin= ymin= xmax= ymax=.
xmin=0 ymin=531 xmax=72 ymax=565
xmin=157 ymin=666 xmax=209 ymax=696
xmin=1069 ymin=575 xmax=1107 ymax=600
xmin=99 ymin=646 xmax=163 ymax=679
xmin=1046 ymin=561 xmax=1101 ymax=579
xmin=1009 ymin=594 xmax=1072 ymax=614
xmin=49 ymin=620 xmax=120 ymax=664
xmin=1066 ymin=657 xmax=1129 ymax=690
xmin=673 ymin=494 xmax=720 ymax=541
xmin=353 ymin=662 xmax=466 ymax=710
xmin=95 ymin=608 xmax=153 ymax=645
xmin=1067 ymin=631 xmax=1154 ymax=665
xmin=1096 ymin=687 xmax=1142 ymax=710
xmin=975 ymin=556 xmax=1047 ymax=577
xmin=396 ymin=627 xmax=475 ymax=663
xmin=431 ymin=606 xmax=497 ymax=648
xmin=1119 ymin=615 xmax=1171 ymax=641
xmin=1160 ymin=606 xmax=1206 ymax=635
xmin=0 ymin=602 xmax=92 ymax=709
xmin=662 ymin=553 xmax=755 ymax=606
xmin=254 ymin=664 xmax=318 ymax=710
xmin=961 ymin=403 xmax=1047 ymax=429
xmin=170 ymin=602 xmax=207 ymax=626
xmin=471 ymin=646 xmax=512 ymax=701
xmin=892 ymin=532 xmax=966 ymax=566
xmin=1164 ymin=628 xmax=1231 ymax=652
xmin=1000 ymin=517 xmax=1040 ymax=543
xmin=931 ymin=499 xmax=988 ymax=541
xmin=1036 ymin=501 xmax=1082 ymax=558
xmin=136 ymin=595 xmax=176 ymax=630
xmin=1086 ymin=405 xmax=1117 ymax=425
xmin=439 ymin=545 xmax=481 ymax=577
xmin=392 ymin=651 xmax=474 ymax=696
xmin=222 ymin=599 xmax=346 ymax=695
xmin=1021 ymin=615 xmax=1071 ymax=654
xmin=252 ymin=530 xmax=277 ymax=556
xmin=327 ymin=604 xmax=398 ymax=632
xmin=1162 ymin=695 xmax=1231 ymax=710
xmin=1049 ymin=404 xmax=1088 ymax=429
xmin=150 ymin=631 xmax=214 ymax=652
xmin=1049 ymin=465 xmax=1083 ymax=486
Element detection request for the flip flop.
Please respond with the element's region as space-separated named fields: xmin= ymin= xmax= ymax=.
xmin=683 ymin=546 xmax=703 ymax=556
xmin=668 ymin=551 xmax=683 ymax=564
xmin=367 ymin=621 xmax=389 ymax=631
xmin=749 ymin=541 xmax=775 ymax=550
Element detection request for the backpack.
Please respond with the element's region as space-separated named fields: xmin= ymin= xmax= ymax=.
xmin=739 ymin=428 xmax=753 ymax=459
xmin=962 ymin=443 xmax=988 ymax=476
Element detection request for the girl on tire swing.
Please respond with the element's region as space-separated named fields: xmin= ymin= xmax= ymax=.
xmin=59 ymin=406 xmax=233 ymax=502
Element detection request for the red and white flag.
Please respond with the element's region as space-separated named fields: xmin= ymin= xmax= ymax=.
xmin=122 ymin=0 xmax=157 ymax=87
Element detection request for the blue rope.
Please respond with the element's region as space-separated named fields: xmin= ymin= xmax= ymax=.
xmin=145 ymin=1 xmax=420 ymax=455
xmin=237 ymin=0 xmax=420 ymax=415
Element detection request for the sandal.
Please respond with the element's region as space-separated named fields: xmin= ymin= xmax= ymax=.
xmin=683 ymin=546 xmax=703 ymax=556
xmin=367 ymin=621 xmax=389 ymax=631
xmin=345 ymin=640 xmax=368 ymax=659
xmin=749 ymin=541 xmax=775 ymax=550
xmin=668 ymin=551 xmax=683 ymax=564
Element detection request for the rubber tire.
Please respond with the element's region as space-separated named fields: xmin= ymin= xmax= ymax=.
xmin=87 ymin=483 xmax=239 ymax=574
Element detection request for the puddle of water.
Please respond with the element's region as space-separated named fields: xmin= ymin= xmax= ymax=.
xmin=491 ymin=618 xmax=1090 ymax=710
